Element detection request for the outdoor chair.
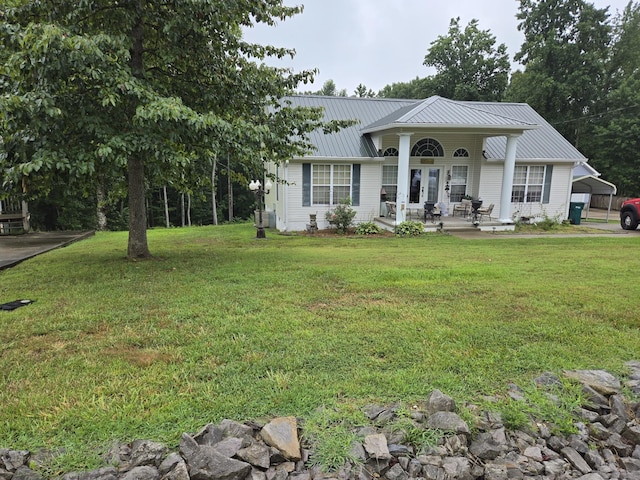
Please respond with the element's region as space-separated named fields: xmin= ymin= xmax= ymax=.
xmin=385 ymin=201 xmax=396 ymax=218
xmin=477 ymin=203 xmax=494 ymax=220
xmin=453 ymin=198 xmax=471 ymax=217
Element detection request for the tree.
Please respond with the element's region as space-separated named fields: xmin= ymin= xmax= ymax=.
xmin=581 ymin=2 xmax=640 ymax=196
xmin=1 ymin=1 xmax=346 ymax=258
xmin=302 ymin=79 xmax=347 ymax=96
xmin=424 ymin=17 xmax=510 ymax=101
xmin=505 ymin=0 xmax=612 ymax=145
xmin=378 ymin=77 xmax=436 ymax=99
xmin=354 ymin=84 xmax=376 ymax=98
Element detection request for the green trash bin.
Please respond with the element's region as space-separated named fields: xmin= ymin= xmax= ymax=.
xmin=569 ymin=202 xmax=585 ymax=225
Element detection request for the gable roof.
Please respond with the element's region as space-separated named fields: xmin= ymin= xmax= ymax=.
xmin=362 ymin=96 xmax=537 ymax=132
xmin=284 ymin=94 xmax=587 ymax=162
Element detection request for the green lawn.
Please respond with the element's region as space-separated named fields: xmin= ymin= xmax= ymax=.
xmin=1 ymin=225 xmax=639 ymax=470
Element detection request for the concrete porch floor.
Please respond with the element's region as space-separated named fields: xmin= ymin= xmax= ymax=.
xmin=375 ymin=213 xmax=513 ymax=233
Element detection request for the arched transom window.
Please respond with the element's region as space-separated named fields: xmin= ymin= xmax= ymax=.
xmin=411 ymin=138 xmax=444 ymax=157
xmin=453 ymin=148 xmax=469 ymax=157
xmin=383 ymin=147 xmax=399 ymax=156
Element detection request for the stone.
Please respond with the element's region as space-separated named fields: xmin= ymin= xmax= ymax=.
xmin=349 ymin=441 xmax=367 ymax=463
xmin=363 ymin=405 xmax=386 ymax=421
xmin=563 ymin=370 xmax=622 ymax=396
xmin=575 ymin=474 xmax=605 ymax=480
xmin=606 ymin=432 xmax=634 ymax=457
xmin=1 ymin=450 xmax=29 ymax=471
xmin=620 ymin=457 xmax=640 ymax=472
xmin=623 ymin=425 xmax=640 ymax=444
xmin=441 ymin=457 xmax=472 ymax=480
xmin=248 ymin=469 xmax=266 ymax=480
xmin=544 ymin=458 xmax=568 ymax=477
xmin=129 ymin=440 xmax=168 ymax=468
xmin=161 ymin=459 xmax=189 ymax=480
xmin=11 ymin=467 xmax=42 ymax=480
xmin=534 ymin=372 xmax=563 ymax=388
xmin=425 ymin=390 xmax=456 ymax=414
xmin=194 ymin=424 xmax=224 ymax=447
xmin=388 ymin=444 xmax=411 ymax=457
xmin=425 ymin=411 xmax=470 ymax=435
xmin=179 ymin=433 xmax=199 ymax=461
xmin=582 ymin=386 xmax=611 ymax=412
xmin=213 ymin=437 xmax=246 ymax=458
xmin=523 ymin=446 xmax=543 ymax=462
xmin=61 ymin=467 xmax=119 ymax=480
xmin=187 ymin=446 xmax=252 ymax=480
xmin=407 ymin=458 xmax=422 ymax=477
xmin=385 ymin=463 xmax=408 ymax=480
xmin=469 ymin=432 xmax=503 ymax=460
xmin=260 ymin=417 xmax=301 ymax=461
xmin=561 ymin=447 xmax=592 ymax=474
xmin=633 ymin=445 xmax=640 ymax=460
xmin=588 ymin=422 xmax=611 ymax=440
xmin=158 ymin=453 xmax=183 ymax=476
xmin=120 ymin=466 xmax=159 ymax=480
xmin=421 ymin=464 xmax=444 ymax=480
xmin=610 ymin=395 xmax=630 ymax=422
xmin=236 ymin=443 xmax=271 ymax=469
xmin=483 ymin=462 xmax=508 ymax=480
xmin=584 ymin=450 xmax=606 ymax=470
xmin=219 ymin=420 xmax=254 ymax=438
xmin=363 ymin=434 xmax=391 ymax=460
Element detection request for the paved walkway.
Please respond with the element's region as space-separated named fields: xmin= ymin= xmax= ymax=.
xmin=0 ymin=231 xmax=94 ymax=270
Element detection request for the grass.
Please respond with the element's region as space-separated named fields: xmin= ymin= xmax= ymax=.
xmin=1 ymin=224 xmax=639 ymax=473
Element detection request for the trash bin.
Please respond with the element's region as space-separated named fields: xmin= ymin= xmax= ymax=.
xmin=569 ymin=202 xmax=585 ymax=225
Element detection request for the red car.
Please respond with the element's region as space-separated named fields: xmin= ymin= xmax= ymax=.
xmin=620 ymin=198 xmax=640 ymax=230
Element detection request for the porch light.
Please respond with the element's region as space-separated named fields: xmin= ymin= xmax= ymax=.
xmin=249 ymin=179 xmax=272 ymax=238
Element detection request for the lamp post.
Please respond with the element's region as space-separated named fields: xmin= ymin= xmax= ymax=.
xmin=249 ymin=179 xmax=272 ymax=238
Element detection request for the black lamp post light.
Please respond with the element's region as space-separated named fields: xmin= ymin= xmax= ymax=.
xmin=249 ymin=179 xmax=272 ymax=238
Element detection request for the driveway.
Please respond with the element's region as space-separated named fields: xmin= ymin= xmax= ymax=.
xmin=0 ymin=231 xmax=94 ymax=270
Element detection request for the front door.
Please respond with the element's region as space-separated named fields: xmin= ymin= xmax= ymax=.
xmin=409 ymin=168 xmax=441 ymax=205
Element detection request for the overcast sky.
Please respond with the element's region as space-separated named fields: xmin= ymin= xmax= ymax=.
xmin=243 ymin=0 xmax=631 ymax=95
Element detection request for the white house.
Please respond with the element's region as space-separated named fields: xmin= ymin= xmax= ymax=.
xmin=264 ymin=95 xmax=594 ymax=232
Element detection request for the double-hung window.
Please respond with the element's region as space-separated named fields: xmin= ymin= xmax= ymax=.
xmin=312 ymin=164 xmax=352 ymax=205
xmin=512 ymin=165 xmax=545 ymax=203
xmin=382 ymin=165 xmax=398 ymax=202
xmin=449 ymin=166 xmax=468 ymax=203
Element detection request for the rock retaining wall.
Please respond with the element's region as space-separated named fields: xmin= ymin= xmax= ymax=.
xmin=2 ymin=362 xmax=639 ymax=480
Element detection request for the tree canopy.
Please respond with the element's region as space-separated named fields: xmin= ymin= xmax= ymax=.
xmin=0 ymin=0 xmax=346 ymax=257
xmin=379 ymin=18 xmax=509 ymax=101
xmin=424 ymin=17 xmax=510 ymax=101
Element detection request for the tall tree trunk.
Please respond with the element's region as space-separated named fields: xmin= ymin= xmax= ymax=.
xmin=126 ymin=8 xmax=151 ymax=258
xmin=163 ymin=186 xmax=170 ymax=228
xmin=227 ymin=154 xmax=233 ymax=221
xmin=96 ymin=179 xmax=108 ymax=231
xmin=187 ymin=193 xmax=192 ymax=226
xmin=211 ymin=156 xmax=218 ymax=225
xmin=180 ymin=193 xmax=185 ymax=227
xmin=127 ymin=155 xmax=151 ymax=258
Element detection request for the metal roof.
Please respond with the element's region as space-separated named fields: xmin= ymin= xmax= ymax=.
xmin=283 ymin=95 xmax=415 ymax=158
xmin=284 ymin=95 xmax=587 ymax=162
xmin=362 ymin=96 xmax=536 ymax=131
xmin=572 ymin=175 xmax=617 ymax=195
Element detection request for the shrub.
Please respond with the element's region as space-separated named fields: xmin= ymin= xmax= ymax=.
xmin=394 ymin=220 xmax=424 ymax=236
xmin=325 ymin=198 xmax=357 ymax=234
xmin=355 ymin=221 xmax=383 ymax=235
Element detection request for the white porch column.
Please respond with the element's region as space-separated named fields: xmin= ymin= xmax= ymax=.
xmin=499 ymin=134 xmax=521 ymax=223
xmin=396 ymin=133 xmax=411 ymax=224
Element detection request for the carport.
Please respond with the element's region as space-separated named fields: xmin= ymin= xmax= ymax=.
xmin=571 ymin=175 xmax=617 ymax=221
